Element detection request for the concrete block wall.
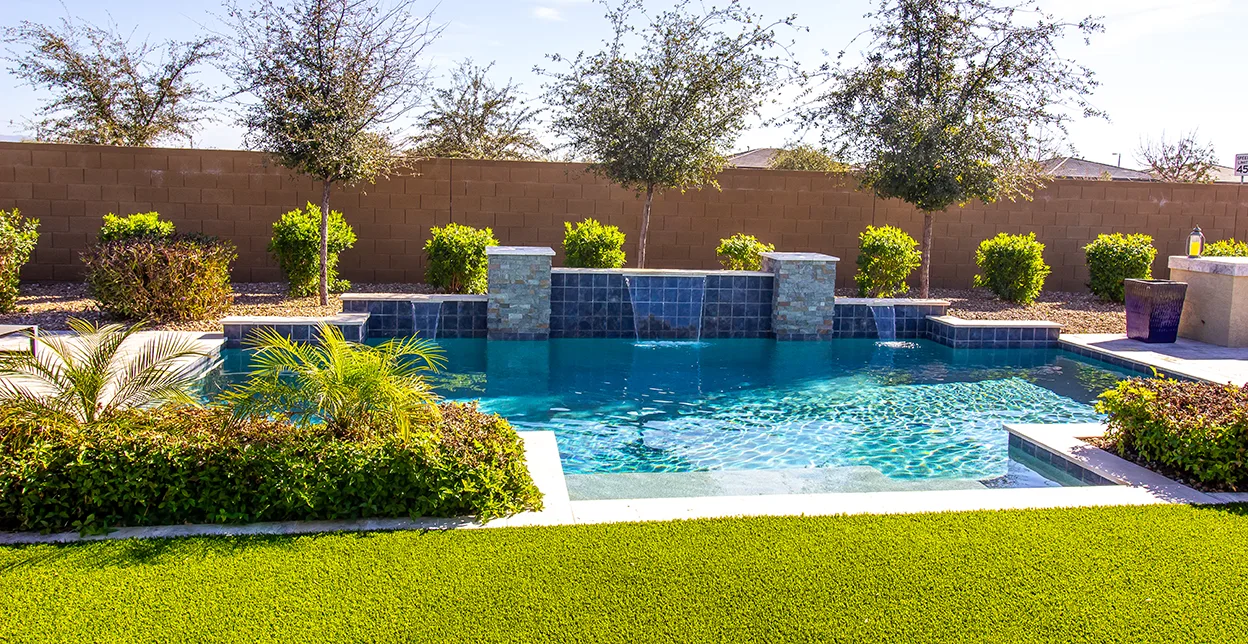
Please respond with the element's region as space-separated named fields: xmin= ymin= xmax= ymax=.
xmin=2 ymin=141 xmax=1246 ymax=291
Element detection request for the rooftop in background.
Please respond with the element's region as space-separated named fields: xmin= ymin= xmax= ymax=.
xmin=726 ymin=148 xmax=781 ymax=169
xmin=1040 ymin=157 xmax=1154 ymax=182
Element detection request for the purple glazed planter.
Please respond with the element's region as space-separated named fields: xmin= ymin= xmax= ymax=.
xmin=1124 ymin=279 xmax=1187 ymax=343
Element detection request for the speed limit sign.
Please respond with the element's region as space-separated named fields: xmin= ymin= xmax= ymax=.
xmin=1236 ymin=153 xmax=1248 ymax=176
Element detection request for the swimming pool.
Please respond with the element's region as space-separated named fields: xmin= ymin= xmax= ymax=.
xmin=211 ymin=338 xmax=1132 ymax=500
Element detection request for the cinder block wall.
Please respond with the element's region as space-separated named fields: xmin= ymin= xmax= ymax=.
xmin=2 ymin=141 xmax=1245 ymax=291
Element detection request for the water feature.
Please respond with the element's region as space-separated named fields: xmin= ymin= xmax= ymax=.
xmin=410 ymin=301 xmax=442 ymax=339
xmin=869 ymin=304 xmax=897 ymax=341
xmin=624 ymin=275 xmax=707 ymax=341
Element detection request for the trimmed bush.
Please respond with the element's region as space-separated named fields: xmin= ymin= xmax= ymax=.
xmin=972 ymin=233 xmax=1050 ymax=304
xmin=854 ymin=225 xmax=921 ymax=298
xmin=563 ymin=218 xmax=626 ymax=268
xmin=268 ymin=203 xmax=357 ymax=297
xmin=425 ymin=223 xmax=499 ymax=294
xmin=716 ymin=233 xmax=775 ymax=271
xmin=1206 ymin=239 xmax=1248 ymax=257
xmin=99 ymin=211 xmax=175 ymax=242
xmin=83 ymin=234 xmax=236 ymax=321
xmin=1084 ymin=233 xmax=1156 ymax=303
xmin=1098 ymin=378 xmax=1248 ymax=489
xmin=0 ymin=402 xmax=543 ymax=533
xmin=0 ymin=208 xmax=39 ymax=313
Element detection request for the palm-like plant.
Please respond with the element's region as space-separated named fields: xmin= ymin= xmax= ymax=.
xmin=224 ymin=325 xmax=446 ymax=439
xmin=0 ymin=318 xmax=210 ymax=426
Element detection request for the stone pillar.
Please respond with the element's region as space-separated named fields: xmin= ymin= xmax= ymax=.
xmin=1169 ymin=256 xmax=1248 ymax=347
xmin=486 ymin=246 xmax=554 ymax=340
xmin=760 ymin=252 xmax=840 ymax=340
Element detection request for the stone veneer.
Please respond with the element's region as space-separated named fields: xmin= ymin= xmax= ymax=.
xmin=486 ymin=246 xmax=554 ymax=340
xmin=759 ymin=252 xmax=839 ymax=340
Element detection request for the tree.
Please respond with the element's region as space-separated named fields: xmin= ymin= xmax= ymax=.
xmin=1137 ymin=131 xmax=1218 ymax=184
xmin=802 ymin=0 xmax=1102 ymax=297
xmin=766 ymin=144 xmax=850 ymax=172
xmin=3 ymin=17 xmax=215 ymax=146
xmin=221 ymin=0 xmax=442 ymax=305
xmin=542 ymin=0 xmax=796 ymax=268
xmin=410 ymin=59 xmax=546 ymax=160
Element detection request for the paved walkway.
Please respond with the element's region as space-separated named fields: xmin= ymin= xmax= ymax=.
xmin=1061 ymin=334 xmax=1248 ymax=385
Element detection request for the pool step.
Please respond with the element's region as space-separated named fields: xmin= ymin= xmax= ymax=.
xmin=564 ymin=467 xmax=986 ymax=501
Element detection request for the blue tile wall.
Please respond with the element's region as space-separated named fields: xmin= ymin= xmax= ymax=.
xmin=830 ymin=304 xmax=946 ymax=339
xmin=1008 ymin=433 xmax=1116 ymax=486
xmin=550 ymin=272 xmax=635 ymax=339
xmin=223 ymin=320 xmax=366 ymax=348
xmin=700 ymin=274 xmax=774 ymax=339
xmin=626 ymin=275 xmax=707 ymax=340
xmin=342 ymin=297 xmax=487 ymax=339
xmin=926 ymin=320 xmax=1060 ymax=348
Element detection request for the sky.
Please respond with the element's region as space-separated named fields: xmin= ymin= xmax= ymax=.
xmin=1 ymin=0 xmax=1245 ymax=170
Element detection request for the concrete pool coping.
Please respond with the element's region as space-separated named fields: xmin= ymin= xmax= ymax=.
xmin=8 ymin=425 xmax=1247 ymax=544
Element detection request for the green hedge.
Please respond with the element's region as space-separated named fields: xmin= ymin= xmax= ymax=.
xmin=0 ymin=208 xmax=39 ymax=313
xmin=1206 ymin=239 xmax=1248 ymax=257
xmin=563 ymin=218 xmax=626 ymax=268
xmin=82 ymin=233 xmax=236 ymax=321
xmin=99 ymin=211 xmax=175 ymax=242
xmin=1098 ymin=378 xmax=1248 ymax=488
xmin=0 ymin=402 xmax=542 ymax=533
xmin=1084 ymin=233 xmax=1156 ymax=303
xmin=972 ymin=232 xmax=1050 ymax=304
xmin=716 ymin=233 xmax=774 ymax=271
xmin=268 ymin=203 xmax=357 ymax=297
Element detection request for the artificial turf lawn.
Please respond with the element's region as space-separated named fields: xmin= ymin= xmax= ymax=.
xmin=3 ymin=505 xmax=1248 ymax=643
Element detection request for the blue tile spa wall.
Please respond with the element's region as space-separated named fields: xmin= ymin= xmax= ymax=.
xmin=831 ymin=303 xmax=944 ymax=339
xmin=223 ymin=319 xmax=367 ymax=349
xmin=342 ymin=297 xmax=487 ymax=339
xmin=926 ymin=321 xmax=1060 ymax=349
xmin=549 ymin=271 xmax=775 ymax=339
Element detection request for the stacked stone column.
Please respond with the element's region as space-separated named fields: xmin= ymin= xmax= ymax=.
xmin=486 ymin=246 xmax=554 ymax=340
xmin=760 ymin=252 xmax=839 ymax=340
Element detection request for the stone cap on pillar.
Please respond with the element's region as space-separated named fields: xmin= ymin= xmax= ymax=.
xmin=759 ymin=251 xmax=840 ymax=262
xmin=1169 ymin=256 xmax=1248 ymax=277
xmin=486 ymin=246 xmax=556 ymax=256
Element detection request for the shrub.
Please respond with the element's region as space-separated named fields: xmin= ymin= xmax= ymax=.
xmin=1206 ymin=239 xmax=1248 ymax=257
xmin=1098 ymin=378 xmax=1248 ymax=489
xmin=225 ymin=325 xmax=445 ymax=439
xmin=0 ymin=208 xmax=39 ymax=313
xmin=268 ymin=203 xmax=357 ymax=297
xmin=765 ymin=145 xmax=850 ymax=173
xmin=854 ymin=225 xmax=921 ymax=298
xmin=425 ymin=223 xmax=499 ymax=294
xmin=0 ymin=402 xmax=543 ymax=533
xmin=716 ymin=233 xmax=775 ymax=271
xmin=98 ymin=211 xmax=175 ymax=242
xmin=83 ymin=234 xmax=236 ymax=320
xmin=1084 ymin=233 xmax=1156 ymax=303
xmin=972 ymin=232 xmax=1050 ymax=304
xmin=563 ymin=218 xmax=626 ymax=268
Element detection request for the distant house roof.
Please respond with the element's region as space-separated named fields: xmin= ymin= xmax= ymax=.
xmin=1040 ymin=157 xmax=1154 ymax=181
xmin=727 ymin=148 xmax=781 ymax=169
xmin=1210 ymin=165 xmax=1243 ymax=183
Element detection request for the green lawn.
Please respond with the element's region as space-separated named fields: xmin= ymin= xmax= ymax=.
xmin=4 ymin=505 xmax=1248 ymax=643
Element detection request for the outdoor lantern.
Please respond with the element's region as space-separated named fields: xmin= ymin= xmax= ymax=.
xmin=1188 ymin=226 xmax=1206 ymax=258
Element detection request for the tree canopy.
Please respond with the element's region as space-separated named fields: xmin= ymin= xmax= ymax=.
xmin=541 ymin=0 xmax=797 ymax=267
xmin=766 ymin=145 xmax=850 ymax=173
xmin=221 ymin=0 xmax=442 ymax=304
xmin=410 ymin=60 xmax=546 ymax=160
xmin=803 ymin=0 xmax=1103 ymax=296
xmin=3 ymin=17 xmax=215 ymax=146
xmin=1136 ymin=131 xmax=1219 ymax=184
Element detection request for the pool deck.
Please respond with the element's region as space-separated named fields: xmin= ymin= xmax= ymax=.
xmin=1061 ymin=333 xmax=1248 ymax=385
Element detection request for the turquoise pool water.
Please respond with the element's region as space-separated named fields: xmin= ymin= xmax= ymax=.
xmin=212 ymin=339 xmax=1130 ymax=496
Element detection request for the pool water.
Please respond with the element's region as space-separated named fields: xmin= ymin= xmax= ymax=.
xmin=211 ymin=339 xmax=1130 ymax=499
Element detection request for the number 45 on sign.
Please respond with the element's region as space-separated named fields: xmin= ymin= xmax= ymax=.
xmin=1236 ymin=153 xmax=1248 ymax=181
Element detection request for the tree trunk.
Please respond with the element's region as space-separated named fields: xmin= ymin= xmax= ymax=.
xmin=319 ymin=179 xmax=332 ymax=306
xmin=919 ymin=210 xmax=934 ymax=299
xmin=638 ymin=186 xmax=654 ymax=268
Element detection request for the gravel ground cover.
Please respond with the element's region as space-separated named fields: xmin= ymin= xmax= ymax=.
xmin=6 ymin=283 xmax=1124 ymax=334
xmin=0 ymin=282 xmax=437 ymax=332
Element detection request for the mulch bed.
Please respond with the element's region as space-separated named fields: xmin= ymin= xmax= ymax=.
xmin=7 ymin=283 xmax=1125 ymax=335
